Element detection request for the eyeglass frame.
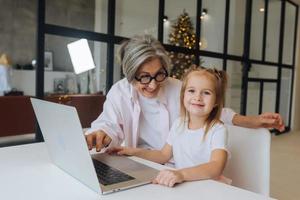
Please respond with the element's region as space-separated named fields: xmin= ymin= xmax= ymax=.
xmin=134 ymin=67 xmax=168 ymax=84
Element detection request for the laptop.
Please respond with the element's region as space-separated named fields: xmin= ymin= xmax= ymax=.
xmin=30 ymin=98 xmax=158 ymax=195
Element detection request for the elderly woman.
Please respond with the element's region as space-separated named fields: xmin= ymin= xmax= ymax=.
xmin=85 ymin=34 xmax=284 ymax=152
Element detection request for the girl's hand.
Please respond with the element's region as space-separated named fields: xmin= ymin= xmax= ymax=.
xmin=152 ymin=169 xmax=184 ymax=187
xmin=105 ymin=146 xmax=140 ymax=156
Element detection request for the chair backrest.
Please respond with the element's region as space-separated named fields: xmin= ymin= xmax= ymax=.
xmin=223 ymin=125 xmax=271 ymax=196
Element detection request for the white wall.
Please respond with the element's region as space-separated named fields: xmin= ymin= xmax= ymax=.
xmin=10 ymin=69 xmax=73 ymax=96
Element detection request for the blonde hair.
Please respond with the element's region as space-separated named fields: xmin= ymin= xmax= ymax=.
xmin=180 ymin=66 xmax=228 ymax=137
xmin=117 ymin=34 xmax=171 ymax=82
xmin=0 ymin=54 xmax=12 ymax=66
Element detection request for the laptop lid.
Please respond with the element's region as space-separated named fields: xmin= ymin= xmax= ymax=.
xmin=30 ymin=98 xmax=101 ymax=194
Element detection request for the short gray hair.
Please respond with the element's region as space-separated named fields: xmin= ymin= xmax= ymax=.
xmin=117 ymin=34 xmax=171 ymax=82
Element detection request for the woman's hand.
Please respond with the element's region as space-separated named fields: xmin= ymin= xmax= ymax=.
xmin=233 ymin=112 xmax=285 ymax=132
xmin=257 ymin=112 xmax=285 ymax=132
xmin=85 ymin=130 xmax=112 ymax=152
xmin=152 ymin=169 xmax=184 ymax=187
xmin=106 ymin=146 xmax=141 ymax=156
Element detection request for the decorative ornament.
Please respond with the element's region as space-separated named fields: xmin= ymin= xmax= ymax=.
xmin=168 ymin=10 xmax=203 ymax=79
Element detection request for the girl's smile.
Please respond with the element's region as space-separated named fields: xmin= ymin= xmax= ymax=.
xmin=183 ymin=72 xmax=216 ymax=120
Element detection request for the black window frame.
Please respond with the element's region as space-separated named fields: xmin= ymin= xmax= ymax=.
xmin=34 ymin=0 xmax=298 ymax=142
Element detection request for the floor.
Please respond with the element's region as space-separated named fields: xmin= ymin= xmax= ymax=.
xmin=270 ymin=131 xmax=300 ymax=200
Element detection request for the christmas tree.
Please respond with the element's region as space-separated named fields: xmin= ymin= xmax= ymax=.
xmin=168 ymin=11 xmax=197 ymax=79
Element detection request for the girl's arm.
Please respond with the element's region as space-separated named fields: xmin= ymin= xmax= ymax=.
xmin=178 ymin=149 xmax=227 ymax=181
xmin=153 ymin=149 xmax=227 ymax=187
xmin=107 ymin=144 xmax=173 ymax=164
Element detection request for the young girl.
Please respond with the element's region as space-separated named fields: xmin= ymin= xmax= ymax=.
xmin=107 ymin=66 xmax=230 ymax=187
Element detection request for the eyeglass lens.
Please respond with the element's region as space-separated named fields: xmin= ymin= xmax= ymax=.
xmin=136 ymin=69 xmax=168 ymax=84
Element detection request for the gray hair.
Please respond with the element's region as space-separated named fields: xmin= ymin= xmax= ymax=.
xmin=117 ymin=34 xmax=171 ymax=82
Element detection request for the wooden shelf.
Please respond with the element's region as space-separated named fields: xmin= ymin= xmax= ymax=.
xmin=0 ymin=94 xmax=105 ymax=137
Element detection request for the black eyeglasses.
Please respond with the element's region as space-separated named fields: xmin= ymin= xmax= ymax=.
xmin=135 ymin=68 xmax=168 ymax=84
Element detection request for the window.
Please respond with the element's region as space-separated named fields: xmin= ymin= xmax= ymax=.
xmin=2 ymin=0 xmax=297 ymax=147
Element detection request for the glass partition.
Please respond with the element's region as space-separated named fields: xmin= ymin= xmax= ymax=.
xmin=250 ymin=0 xmax=265 ymax=60
xmin=282 ymin=2 xmax=296 ymax=65
xmin=0 ymin=0 xmax=37 ymax=144
xmin=201 ymin=0 xmax=226 ymax=53
xmin=280 ymin=68 xmax=293 ymax=126
xmin=164 ymin=0 xmax=196 ymax=45
xmin=246 ymin=82 xmax=260 ymax=115
xmin=265 ymin=0 xmax=281 ymax=62
xmin=226 ymin=60 xmax=243 ymax=114
xmin=113 ymin=44 xmax=122 ymax=84
xmin=45 ymin=0 xmax=108 ymax=34
xmin=246 ymin=82 xmax=276 ymax=116
xmin=200 ymin=56 xmax=223 ymax=70
xmin=2 ymin=0 xmax=297 ymax=147
xmin=248 ymin=64 xmax=278 ymax=79
xmin=228 ymin=0 xmax=246 ymax=56
xmin=1 ymin=1 xmax=37 ymax=96
xmin=262 ymin=82 xmax=276 ymax=113
xmin=44 ymin=34 xmax=107 ymax=95
xmin=94 ymin=41 xmax=107 ymax=94
xmin=115 ymin=0 xmax=158 ymax=38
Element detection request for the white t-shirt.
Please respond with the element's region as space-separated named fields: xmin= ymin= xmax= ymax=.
xmin=138 ymin=94 xmax=165 ymax=149
xmin=167 ymin=118 xmax=229 ymax=169
xmin=86 ymin=78 xmax=236 ymax=148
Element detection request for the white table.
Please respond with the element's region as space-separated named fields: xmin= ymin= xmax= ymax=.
xmin=0 ymin=143 xmax=275 ymax=200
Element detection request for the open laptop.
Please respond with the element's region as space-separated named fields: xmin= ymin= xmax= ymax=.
xmin=30 ymin=98 xmax=158 ymax=195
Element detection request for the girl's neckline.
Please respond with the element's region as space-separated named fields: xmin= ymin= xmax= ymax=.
xmin=186 ymin=121 xmax=205 ymax=131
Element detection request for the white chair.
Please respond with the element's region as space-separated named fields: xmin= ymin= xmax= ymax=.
xmin=223 ymin=125 xmax=271 ymax=196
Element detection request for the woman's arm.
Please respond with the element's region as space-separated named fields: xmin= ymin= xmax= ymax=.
xmin=85 ymin=97 xmax=122 ymax=151
xmin=153 ymin=149 xmax=227 ymax=187
xmin=232 ymin=112 xmax=285 ymax=132
xmin=85 ymin=85 xmax=127 ymax=151
xmin=107 ymin=144 xmax=173 ymax=164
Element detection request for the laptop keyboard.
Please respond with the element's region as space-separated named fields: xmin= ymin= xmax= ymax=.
xmin=92 ymin=159 xmax=135 ymax=186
